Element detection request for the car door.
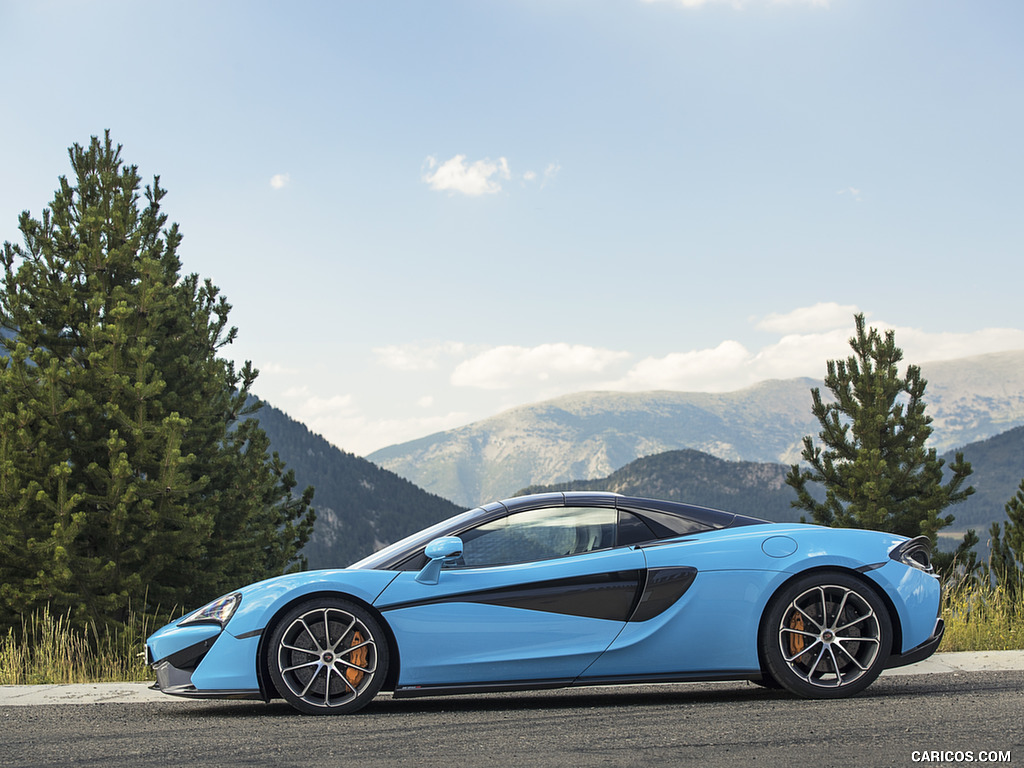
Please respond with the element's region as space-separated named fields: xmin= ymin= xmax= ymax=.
xmin=373 ymin=504 xmax=647 ymax=691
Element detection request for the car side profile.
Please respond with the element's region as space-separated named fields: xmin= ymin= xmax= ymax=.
xmin=146 ymin=492 xmax=944 ymax=714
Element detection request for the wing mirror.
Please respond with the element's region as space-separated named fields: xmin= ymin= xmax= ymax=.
xmin=415 ymin=536 xmax=464 ymax=585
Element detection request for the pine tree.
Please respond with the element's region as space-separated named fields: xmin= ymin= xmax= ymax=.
xmin=0 ymin=132 xmax=314 ymax=630
xmin=785 ymin=314 xmax=974 ymax=543
xmin=988 ymin=479 xmax=1024 ymax=586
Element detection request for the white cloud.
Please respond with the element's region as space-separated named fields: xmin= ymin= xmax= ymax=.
xmin=359 ymin=412 xmax=474 ymax=452
xmin=374 ymin=342 xmax=468 ymax=372
xmin=452 ymin=343 xmax=631 ymax=390
xmin=837 ymin=186 xmax=862 ymax=202
xmin=258 ymin=361 xmax=299 ymax=376
xmin=295 ymin=393 xmax=356 ymax=417
xmin=543 ymin=163 xmax=561 ymax=187
xmin=756 ymin=302 xmax=862 ymax=334
xmin=610 ymin=320 xmax=1024 ymax=393
xmin=612 ymin=341 xmax=755 ymax=391
xmin=880 ymin=326 xmax=1024 ymax=364
xmin=280 ymin=388 xmax=470 ymax=454
xmin=270 ymin=173 xmax=290 ymax=190
xmin=422 ymin=154 xmax=511 ymax=196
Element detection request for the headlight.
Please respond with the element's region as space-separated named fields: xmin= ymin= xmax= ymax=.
xmin=889 ymin=536 xmax=934 ymax=573
xmin=178 ymin=593 xmax=242 ymax=628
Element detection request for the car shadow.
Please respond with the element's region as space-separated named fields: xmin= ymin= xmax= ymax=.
xmin=157 ymin=680 xmax=805 ymax=719
xmin=153 ymin=669 xmax=1014 ymax=719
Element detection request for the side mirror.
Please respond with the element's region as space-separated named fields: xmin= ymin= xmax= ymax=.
xmin=416 ymin=536 xmax=464 ymax=585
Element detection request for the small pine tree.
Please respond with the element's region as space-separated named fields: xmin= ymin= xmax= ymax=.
xmin=987 ymin=479 xmax=1024 ymax=586
xmin=0 ymin=132 xmax=314 ymax=630
xmin=785 ymin=314 xmax=974 ymax=544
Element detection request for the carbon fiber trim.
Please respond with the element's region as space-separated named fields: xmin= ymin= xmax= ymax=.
xmin=381 ymin=570 xmax=643 ymax=621
xmin=629 ymin=567 xmax=697 ymax=622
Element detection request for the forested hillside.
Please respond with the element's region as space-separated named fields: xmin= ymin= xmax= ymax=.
xmin=519 ymin=449 xmax=808 ymax=523
xmin=253 ymin=403 xmax=462 ymax=568
xmin=941 ymin=426 xmax=1024 ymax=535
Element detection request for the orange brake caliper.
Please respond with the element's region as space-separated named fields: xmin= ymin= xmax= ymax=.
xmin=788 ymin=612 xmax=806 ymax=657
xmin=345 ymin=630 xmax=367 ymax=687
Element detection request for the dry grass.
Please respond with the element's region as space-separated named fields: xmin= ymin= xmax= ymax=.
xmin=939 ymin=572 xmax=1024 ymax=652
xmin=0 ymin=606 xmax=157 ymax=685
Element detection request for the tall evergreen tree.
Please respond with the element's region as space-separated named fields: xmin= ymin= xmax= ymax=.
xmin=0 ymin=132 xmax=314 ymax=630
xmin=785 ymin=314 xmax=974 ymax=543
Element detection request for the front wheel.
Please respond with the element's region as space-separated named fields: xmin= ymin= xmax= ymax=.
xmin=760 ymin=571 xmax=891 ymax=699
xmin=267 ymin=597 xmax=389 ymax=715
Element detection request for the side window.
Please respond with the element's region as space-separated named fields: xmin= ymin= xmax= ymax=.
xmin=633 ymin=508 xmax=712 ymax=538
xmin=617 ymin=510 xmax=659 ymax=546
xmin=457 ymin=506 xmax=617 ymax=568
xmin=618 ymin=507 xmax=714 ymax=542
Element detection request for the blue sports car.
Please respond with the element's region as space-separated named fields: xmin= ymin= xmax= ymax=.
xmin=146 ymin=492 xmax=944 ymax=715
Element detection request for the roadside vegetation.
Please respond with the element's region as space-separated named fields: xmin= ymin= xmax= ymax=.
xmin=940 ymin=571 xmax=1024 ymax=652
xmin=0 ymin=606 xmax=162 ymax=685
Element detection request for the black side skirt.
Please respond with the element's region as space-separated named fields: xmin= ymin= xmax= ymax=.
xmin=393 ymin=670 xmax=760 ymax=699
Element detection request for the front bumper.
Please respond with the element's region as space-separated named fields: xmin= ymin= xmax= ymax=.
xmin=150 ymin=636 xmax=263 ymax=700
xmin=146 ymin=622 xmax=264 ymax=700
xmin=885 ymin=618 xmax=945 ymax=669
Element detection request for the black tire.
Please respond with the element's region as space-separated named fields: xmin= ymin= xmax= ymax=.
xmin=760 ymin=571 xmax=891 ymax=699
xmin=266 ymin=597 xmax=389 ymax=715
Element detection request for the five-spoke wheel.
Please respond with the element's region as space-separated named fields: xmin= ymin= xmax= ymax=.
xmin=267 ymin=598 xmax=388 ymax=715
xmin=761 ymin=571 xmax=891 ymax=698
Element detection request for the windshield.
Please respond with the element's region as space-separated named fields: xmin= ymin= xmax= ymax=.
xmin=348 ymin=509 xmax=480 ymax=570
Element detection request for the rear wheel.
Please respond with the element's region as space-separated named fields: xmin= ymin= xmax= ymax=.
xmin=267 ymin=597 xmax=388 ymax=715
xmin=760 ymin=571 xmax=891 ymax=699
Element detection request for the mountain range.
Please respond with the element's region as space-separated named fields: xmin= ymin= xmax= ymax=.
xmin=368 ymin=350 xmax=1024 ymax=508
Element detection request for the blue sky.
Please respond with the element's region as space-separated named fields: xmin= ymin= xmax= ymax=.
xmin=3 ymin=0 xmax=1023 ymax=455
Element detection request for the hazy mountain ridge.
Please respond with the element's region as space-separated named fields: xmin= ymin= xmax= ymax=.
xmin=939 ymin=425 xmax=1024 ymax=535
xmin=368 ymin=379 xmax=824 ymax=507
xmin=369 ymin=350 xmax=1024 ymax=507
xmin=924 ymin=352 xmax=1024 ymax=445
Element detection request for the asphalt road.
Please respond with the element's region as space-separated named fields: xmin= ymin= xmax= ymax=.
xmin=3 ymin=671 xmax=1022 ymax=768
